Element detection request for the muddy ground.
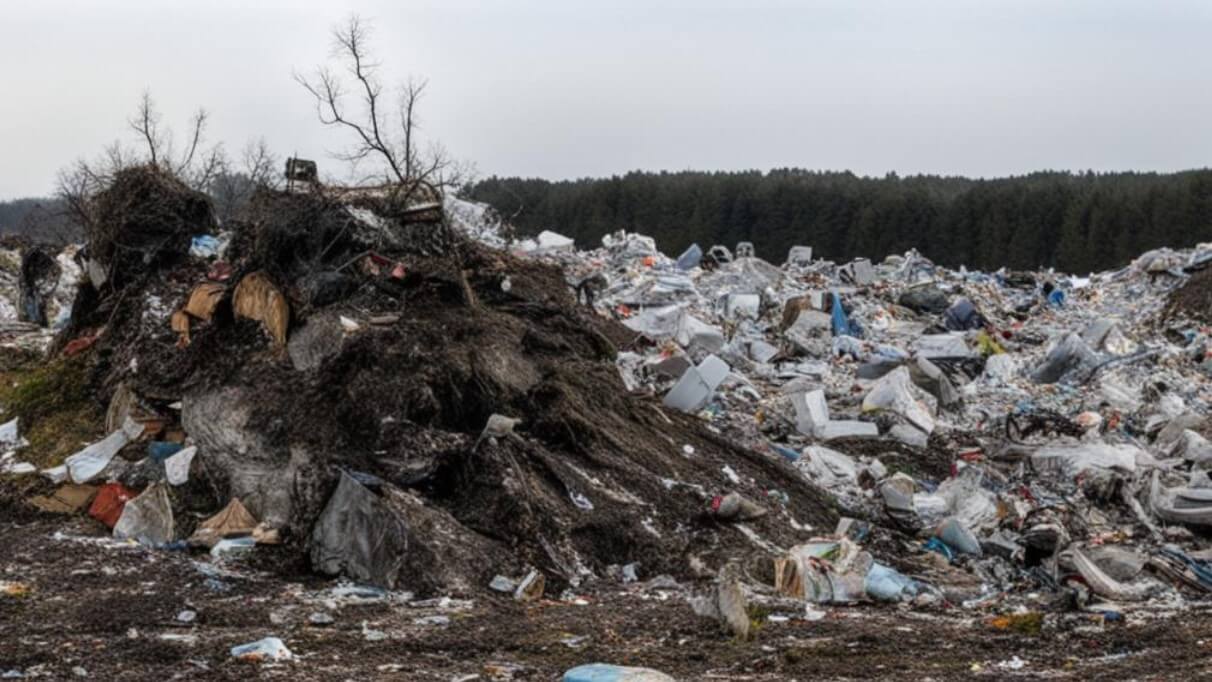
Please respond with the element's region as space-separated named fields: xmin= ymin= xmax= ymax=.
xmin=3 ymin=517 xmax=1209 ymax=681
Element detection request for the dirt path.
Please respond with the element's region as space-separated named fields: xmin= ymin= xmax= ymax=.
xmin=3 ymin=518 xmax=1209 ymax=680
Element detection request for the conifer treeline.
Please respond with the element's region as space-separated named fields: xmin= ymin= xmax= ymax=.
xmin=468 ymin=169 xmax=1212 ymax=272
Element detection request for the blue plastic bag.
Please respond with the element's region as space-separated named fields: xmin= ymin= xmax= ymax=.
xmin=147 ymin=441 xmax=184 ymax=463
xmin=864 ymin=562 xmax=920 ymax=601
xmin=190 ymin=235 xmax=222 ymax=259
xmin=831 ymin=291 xmax=850 ymax=337
xmin=564 ymin=664 xmax=674 ymax=682
xmin=923 ymin=537 xmax=955 ymax=562
xmin=771 ymin=444 xmax=800 ymax=462
xmin=676 ymin=243 xmax=702 ymax=270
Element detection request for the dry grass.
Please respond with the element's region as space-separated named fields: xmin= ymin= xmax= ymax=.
xmin=0 ymin=355 xmax=104 ymax=470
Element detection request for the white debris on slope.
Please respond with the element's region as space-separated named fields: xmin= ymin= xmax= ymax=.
xmin=448 ymin=196 xmax=1212 ymax=608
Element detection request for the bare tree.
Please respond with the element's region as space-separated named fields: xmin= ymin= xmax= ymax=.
xmin=56 ymin=161 xmax=98 ymax=232
xmin=295 ymin=15 xmax=464 ymax=201
xmin=209 ymin=138 xmax=282 ymax=223
xmin=184 ymin=138 xmax=225 ymax=194
xmin=57 ymin=92 xmax=231 ymax=233
xmin=127 ymin=91 xmax=225 ymax=189
xmin=129 ymin=91 xmax=163 ymax=167
xmin=56 ymin=142 xmax=129 ymax=232
xmin=242 ymin=138 xmax=280 ymax=190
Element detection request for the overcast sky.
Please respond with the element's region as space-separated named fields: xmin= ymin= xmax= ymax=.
xmin=1 ymin=0 xmax=1209 ymax=197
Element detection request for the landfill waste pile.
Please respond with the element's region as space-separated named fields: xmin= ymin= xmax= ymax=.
xmin=6 ymin=168 xmax=1212 ymax=678
xmin=494 ymin=225 xmax=1212 ymax=617
xmin=516 ymin=229 xmax=1212 ymax=606
xmin=0 ymin=237 xmax=80 ymax=359
xmin=2 ymin=165 xmax=836 ymax=592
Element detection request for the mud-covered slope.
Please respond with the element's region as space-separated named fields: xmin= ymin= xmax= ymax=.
xmin=59 ymin=176 xmax=837 ymax=595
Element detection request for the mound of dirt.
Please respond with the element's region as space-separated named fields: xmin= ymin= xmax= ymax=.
xmin=1165 ymin=267 xmax=1212 ymax=323
xmin=55 ymin=183 xmax=837 ymax=596
xmin=86 ymin=165 xmax=214 ymax=284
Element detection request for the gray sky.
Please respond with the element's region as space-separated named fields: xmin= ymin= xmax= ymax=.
xmin=1 ymin=0 xmax=1210 ymax=197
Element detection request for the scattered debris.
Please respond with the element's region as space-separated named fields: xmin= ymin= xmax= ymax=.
xmin=562 ymin=664 xmax=676 ymax=681
xmin=7 ymin=170 xmax=1212 ymax=678
xmin=230 ymin=637 xmax=293 ymax=663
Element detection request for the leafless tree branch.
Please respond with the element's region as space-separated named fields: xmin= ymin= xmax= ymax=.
xmin=243 ymin=138 xmax=279 ymax=189
xmin=297 ymin=14 xmax=463 ymax=203
xmin=174 ymin=109 xmax=208 ymax=175
xmin=129 ymin=91 xmax=161 ymax=167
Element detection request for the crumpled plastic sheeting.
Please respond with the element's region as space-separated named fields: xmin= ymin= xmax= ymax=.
xmin=64 ymin=417 xmax=145 ymax=484
xmin=1150 ymin=471 xmax=1212 ymax=526
xmin=1062 ymin=547 xmax=1159 ymax=601
xmin=796 ymin=446 xmax=857 ymax=487
xmin=936 ymin=468 xmax=1000 ymax=531
xmin=1031 ymin=443 xmax=1142 ymax=478
xmin=983 ymin=353 xmax=1019 ymax=383
xmin=113 ymin=483 xmax=174 ymax=547
xmin=164 ymin=446 xmax=197 ymax=486
xmin=862 ymin=366 xmax=936 ymax=434
xmin=309 ymin=472 xmax=410 ymax=589
xmin=309 ymin=471 xmax=511 ymax=594
xmin=774 ymin=539 xmax=920 ymax=604
xmin=1031 ymin=333 xmax=1102 ymax=384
